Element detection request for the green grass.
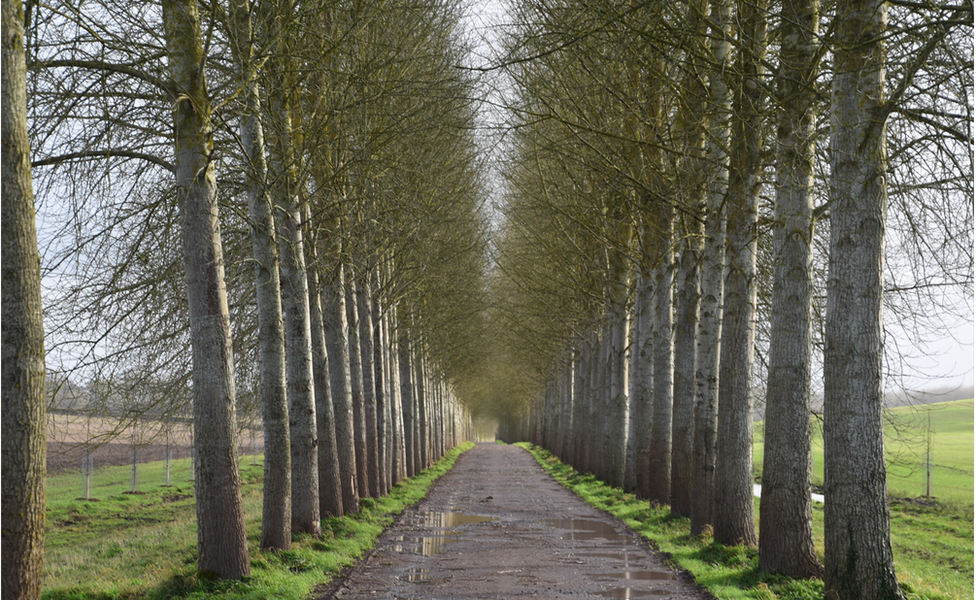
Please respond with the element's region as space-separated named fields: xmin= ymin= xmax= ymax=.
xmin=754 ymin=399 xmax=975 ymax=503
xmin=519 ymin=433 xmax=974 ymax=600
xmin=43 ymin=442 xmax=475 ymax=600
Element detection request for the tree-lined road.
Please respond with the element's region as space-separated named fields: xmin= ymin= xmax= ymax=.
xmin=320 ymin=444 xmax=708 ymax=600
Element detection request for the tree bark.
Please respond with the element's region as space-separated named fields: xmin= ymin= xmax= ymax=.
xmin=758 ymin=0 xmax=823 ymax=577
xmin=648 ymin=207 xmax=674 ymax=506
xmin=711 ymin=0 xmax=766 ymax=547
xmin=634 ymin=269 xmax=654 ymax=499
xmin=308 ymin=250 xmax=343 ymax=519
xmin=669 ymin=0 xmax=707 ymax=520
xmin=269 ymin=75 xmax=320 ymax=539
xmin=346 ymin=279 xmax=370 ymax=497
xmin=370 ymin=273 xmax=389 ymax=496
xmin=823 ymin=0 xmax=903 ymax=596
xmin=2 ymin=0 xmax=47 ymax=592
xmin=358 ymin=278 xmax=380 ymax=497
xmin=324 ymin=261 xmax=359 ymax=513
xmin=224 ymin=0 xmax=291 ymax=550
xmin=398 ymin=329 xmax=416 ymax=477
xmin=691 ymin=0 xmax=732 ymax=536
xmin=162 ymin=0 xmax=249 ymax=578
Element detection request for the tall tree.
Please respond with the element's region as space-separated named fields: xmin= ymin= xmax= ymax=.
xmin=224 ymin=0 xmax=292 ymax=551
xmin=691 ymin=0 xmax=733 ymax=536
xmin=2 ymin=0 xmax=48 ymax=594
xmin=758 ymin=0 xmax=823 ymax=577
xmin=711 ymin=0 xmax=766 ymax=547
xmin=161 ymin=0 xmax=249 ymax=578
xmin=822 ymin=0 xmax=903 ymax=595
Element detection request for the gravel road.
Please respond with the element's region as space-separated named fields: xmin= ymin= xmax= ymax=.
xmin=316 ymin=442 xmax=713 ymax=600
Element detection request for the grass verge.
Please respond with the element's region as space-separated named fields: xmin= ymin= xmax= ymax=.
xmin=517 ymin=442 xmax=973 ymax=600
xmin=43 ymin=441 xmax=475 ymax=600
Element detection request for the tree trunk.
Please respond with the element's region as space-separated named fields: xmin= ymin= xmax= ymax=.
xmin=271 ymin=103 xmax=320 ymax=538
xmin=671 ymin=216 xmax=700 ymax=518
xmin=162 ymin=0 xmax=249 ymax=578
xmin=416 ymin=357 xmax=430 ymax=470
xmin=2 ymin=0 xmax=47 ymax=592
xmin=669 ymin=0 xmax=707 ymax=520
xmin=308 ymin=250 xmax=342 ymax=519
xmin=370 ymin=274 xmax=389 ymax=496
xmin=633 ymin=264 xmax=654 ymax=499
xmin=398 ymin=329 xmax=416 ymax=477
xmin=648 ymin=206 xmax=674 ymax=506
xmin=691 ymin=0 xmax=732 ymax=536
xmin=357 ymin=279 xmax=380 ymax=497
xmin=625 ymin=298 xmax=641 ymax=493
xmin=823 ymin=0 xmax=903 ymax=596
xmin=758 ymin=0 xmax=823 ymax=578
xmin=224 ymin=0 xmax=291 ymax=550
xmin=324 ymin=261 xmax=359 ymax=513
xmin=711 ymin=0 xmax=765 ymax=547
xmin=346 ymin=278 xmax=369 ymax=498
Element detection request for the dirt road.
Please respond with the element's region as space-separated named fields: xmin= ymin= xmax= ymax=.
xmin=317 ymin=443 xmax=712 ymax=599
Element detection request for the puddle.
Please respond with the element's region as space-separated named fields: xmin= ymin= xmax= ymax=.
xmin=542 ymin=518 xmax=636 ymax=544
xmin=399 ymin=568 xmax=431 ymax=583
xmin=392 ymin=533 xmax=466 ymax=556
xmin=595 ymin=588 xmax=670 ymax=598
xmin=590 ymin=571 xmax=676 ymax=581
xmin=416 ymin=511 xmax=496 ymax=527
xmin=579 ymin=551 xmax=642 ymax=561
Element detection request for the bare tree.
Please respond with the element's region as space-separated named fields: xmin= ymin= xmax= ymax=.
xmin=822 ymin=0 xmax=902 ymax=595
xmin=2 ymin=0 xmax=48 ymax=594
xmin=161 ymin=0 xmax=249 ymax=579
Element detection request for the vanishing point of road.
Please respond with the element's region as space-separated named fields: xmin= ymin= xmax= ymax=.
xmin=316 ymin=443 xmax=713 ymax=599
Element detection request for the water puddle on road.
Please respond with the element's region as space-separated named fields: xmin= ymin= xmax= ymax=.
xmin=392 ymin=533 xmax=465 ymax=556
xmin=594 ymin=588 xmax=670 ymax=598
xmin=545 ymin=518 xmax=676 ymax=598
xmin=542 ymin=518 xmax=637 ymax=544
xmin=590 ymin=571 xmax=676 ymax=581
xmin=392 ymin=510 xmax=494 ymax=556
xmin=399 ymin=568 xmax=432 ymax=583
xmin=416 ymin=511 xmax=496 ymax=528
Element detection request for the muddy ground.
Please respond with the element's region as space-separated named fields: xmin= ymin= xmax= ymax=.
xmin=315 ymin=443 xmax=713 ymax=600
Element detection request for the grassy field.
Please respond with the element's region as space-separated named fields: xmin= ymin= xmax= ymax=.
xmin=754 ymin=399 xmax=975 ymax=503
xmin=521 ymin=398 xmax=975 ymax=600
xmin=43 ymin=443 xmax=475 ymax=600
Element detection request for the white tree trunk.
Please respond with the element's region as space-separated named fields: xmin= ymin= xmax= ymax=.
xmin=691 ymin=0 xmax=732 ymax=535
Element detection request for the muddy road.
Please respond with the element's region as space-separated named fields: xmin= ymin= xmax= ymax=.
xmin=317 ymin=443 xmax=712 ymax=600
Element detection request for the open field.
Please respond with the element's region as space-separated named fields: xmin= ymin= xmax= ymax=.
xmin=46 ymin=412 xmax=263 ymax=475
xmin=754 ymin=398 xmax=975 ymax=503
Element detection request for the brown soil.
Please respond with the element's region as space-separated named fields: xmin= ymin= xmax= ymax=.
xmin=315 ymin=443 xmax=714 ymax=600
xmin=46 ymin=441 xmax=194 ymax=475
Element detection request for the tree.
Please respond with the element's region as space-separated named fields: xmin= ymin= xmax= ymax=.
xmin=223 ymin=0 xmax=292 ymax=551
xmin=2 ymin=0 xmax=48 ymax=594
xmin=711 ymin=0 xmax=766 ymax=547
xmin=161 ymin=0 xmax=249 ymax=578
xmin=758 ymin=0 xmax=824 ymax=577
xmin=822 ymin=0 xmax=903 ymax=595
xmin=262 ymin=0 xmax=321 ymax=537
xmin=691 ymin=0 xmax=733 ymax=536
